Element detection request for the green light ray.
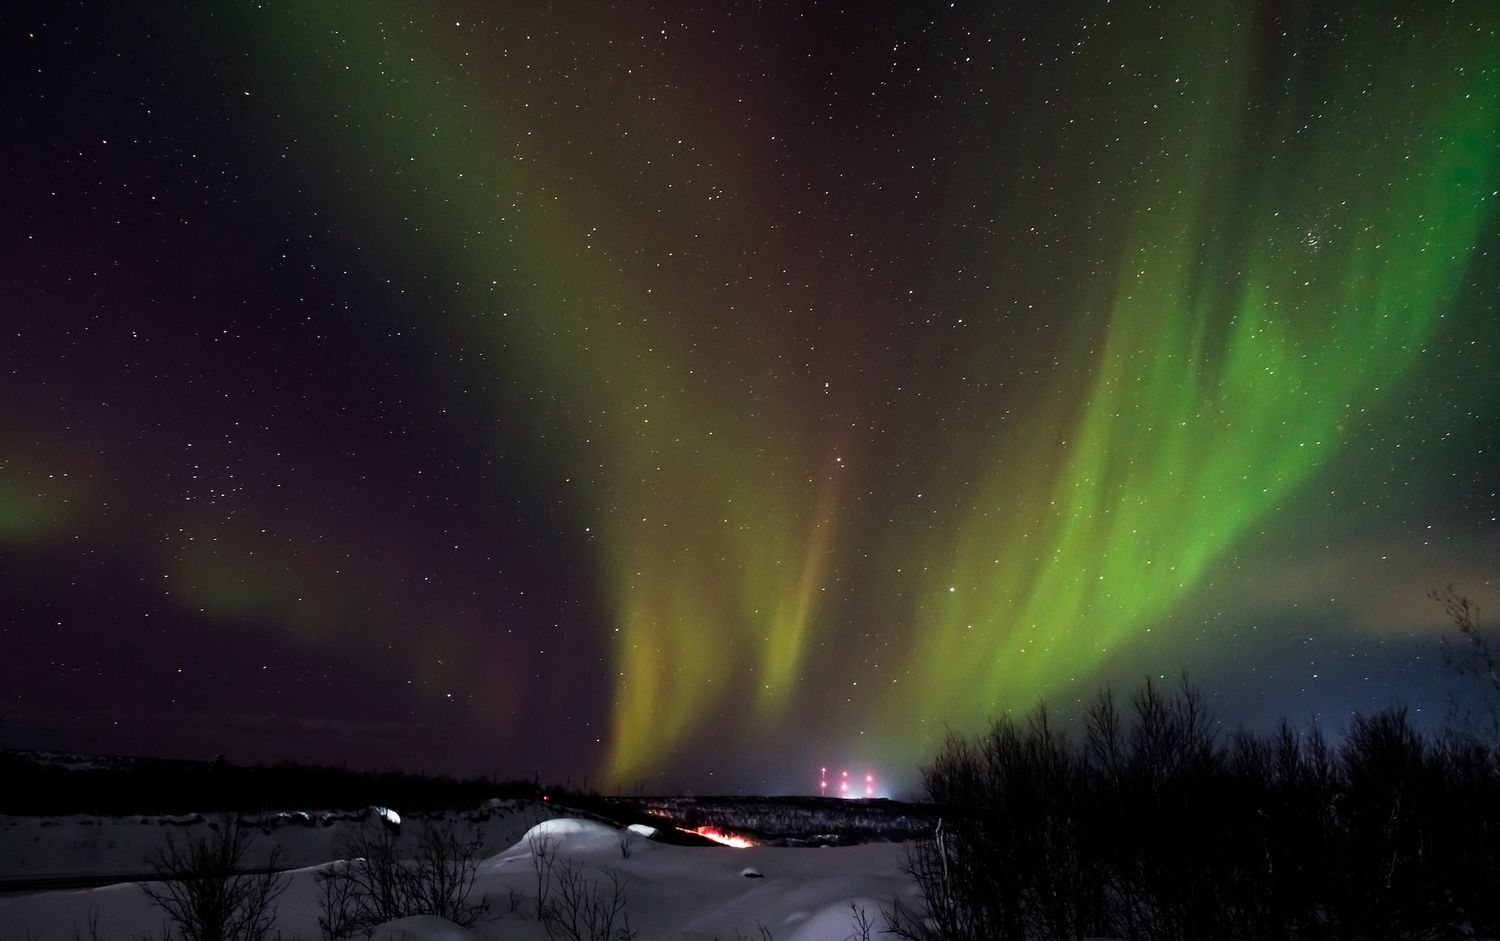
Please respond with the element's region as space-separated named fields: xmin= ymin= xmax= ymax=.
xmin=236 ymin=1 xmax=1498 ymax=782
xmin=245 ymin=2 xmax=843 ymax=782
xmin=902 ymin=6 xmax=1500 ymax=727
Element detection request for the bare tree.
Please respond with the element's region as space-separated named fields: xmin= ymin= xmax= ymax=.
xmin=406 ymin=823 xmax=488 ymax=926
xmin=848 ymin=901 xmax=876 ymax=941
xmin=316 ymin=817 xmax=488 ymax=937
xmin=138 ymin=815 xmax=287 ymax=941
xmin=539 ymin=859 xmax=637 ymax=941
xmin=527 ymin=830 xmax=637 ymax=941
xmin=529 ymin=831 xmax=559 ymax=922
xmin=1432 ymin=585 xmax=1500 ymax=740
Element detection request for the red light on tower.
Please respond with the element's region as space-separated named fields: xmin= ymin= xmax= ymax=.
xmin=819 ymin=767 xmax=828 ymax=795
xmin=865 ymin=773 xmax=874 ymax=798
xmin=840 ymin=770 xmax=849 ymax=796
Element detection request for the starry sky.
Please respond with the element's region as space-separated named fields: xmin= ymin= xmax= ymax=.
xmin=3 ymin=0 xmax=1498 ymax=795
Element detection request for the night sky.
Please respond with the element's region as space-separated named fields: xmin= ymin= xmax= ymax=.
xmin=3 ymin=1 xmax=1497 ymax=796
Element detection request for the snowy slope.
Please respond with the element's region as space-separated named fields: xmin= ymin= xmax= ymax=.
xmin=0 ymin=813 xmax=922 ymax=941
xmin=0 ymin=800 xmax=557 ymax=879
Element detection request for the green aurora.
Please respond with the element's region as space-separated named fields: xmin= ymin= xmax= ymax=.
xmin=245 ymin=2 xmax=1499 ymax=782
xmin=892 ymin=5 xmax=1500 ymax=736
xmin=8 ymin=1 xmax=1493 ymax=786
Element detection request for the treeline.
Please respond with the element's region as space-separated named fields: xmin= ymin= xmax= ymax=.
xmin=0 ymin=751 xmax=541 ymax=815
xmin=903 ymin=679 xmax=1500 ymax=941
xmin=586 ymin=794 xmax=939 ymax=845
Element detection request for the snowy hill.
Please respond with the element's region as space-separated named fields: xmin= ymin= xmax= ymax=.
xmin=0 ymin=811 xmax=922 ymax=940
xmin=0 ymin=800 xmax=558 ymax=881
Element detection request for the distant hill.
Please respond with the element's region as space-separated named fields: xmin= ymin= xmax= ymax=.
xmin=0 ymin=748 xmax=540 ymax=815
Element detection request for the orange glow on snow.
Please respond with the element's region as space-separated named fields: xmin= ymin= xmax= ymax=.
xmin=681 ymin=826 xmax=755 ymax=848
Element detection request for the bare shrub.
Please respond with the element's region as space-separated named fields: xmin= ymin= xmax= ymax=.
xmin=505 ymin=886 xmax=529 ymax=914
xmin=1433 ymin=585 xmax=1500 ymax=741
xmin=406 ymin=824 xmax=488 ymax=924
xmin=529 ymin=831 xmax=559 ymax=921
xmin=526 ymin=831 xmax=636 ymax=941
xmin=315 ymin=858 xmax=362 ymax=940
xmin=316 ymin=817 xmax=488 ymax=937
xmin=70 ymin=905 xmax=102 ymax=941
xmin=138 ymin=814 xmax=287 ymax=941
xmin=848 ymin=902 xmax=875 ymax=941
xmin=539 ymin=859 xmax=636 ymax=941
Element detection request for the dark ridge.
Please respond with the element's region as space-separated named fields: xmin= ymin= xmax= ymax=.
xmin=0 ymin=749 xmax=541 ymax=815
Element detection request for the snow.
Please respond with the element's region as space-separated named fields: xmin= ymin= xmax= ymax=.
xmin=0 ymin=804 xmax=924 ymax=940
xmin=508 ymin=816 xmax=624 ymax=854
xmin=0 ymin=801 xmax=555 ymax=879
xmin=780 ymin=897 xmax=886 ymax=941
xmin=367 ymin=915 xmax=477 ymax=941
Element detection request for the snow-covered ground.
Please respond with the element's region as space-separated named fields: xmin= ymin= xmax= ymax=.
xmin=0 ymin=800 xmax=556 ymax=879
xmin=0 ymin=811 xmax=922 ymax=940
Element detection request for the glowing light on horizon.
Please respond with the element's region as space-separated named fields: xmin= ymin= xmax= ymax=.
xmin=820 ymin=766 xmax=881 ymax=799
xmin=681 ymin=826 xmax=755 ymax=848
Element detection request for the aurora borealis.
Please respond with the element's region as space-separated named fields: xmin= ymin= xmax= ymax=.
xmin=3 ymin=1 xmax=1498 ymax=793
